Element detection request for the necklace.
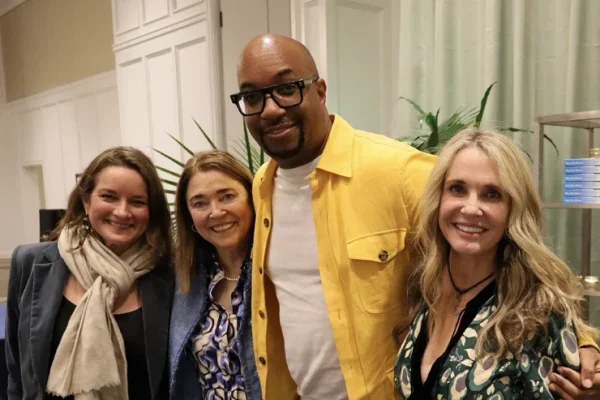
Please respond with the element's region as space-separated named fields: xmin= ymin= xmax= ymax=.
xmin=447 ymin=263 xmax=495 ymax=316
xmin=222 ymin=274 xmax=240 ymax=282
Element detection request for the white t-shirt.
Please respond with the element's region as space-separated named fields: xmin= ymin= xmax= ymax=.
xmin=266 ymin=157 xmax=348 ymax=400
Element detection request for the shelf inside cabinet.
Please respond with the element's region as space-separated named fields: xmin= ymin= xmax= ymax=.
xmin=583 ymin=290 xmax=600 ymax=298
xmin=544 ymin=203 xmax=600 ymax=209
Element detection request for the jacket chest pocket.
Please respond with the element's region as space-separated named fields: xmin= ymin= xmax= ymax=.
xmin=346 ymin=228 xmax=407 ymax=314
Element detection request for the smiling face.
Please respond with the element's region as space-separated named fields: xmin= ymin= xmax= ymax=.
xmin=438 ymin=146 xmax=510 ymax=261
xmin=237 ymin=35 xmax=329 ymax=168
xmin=186 ymin=170 xmax=253 ymax=255
xmin=83 ymin=166 xmax=150 ymax=255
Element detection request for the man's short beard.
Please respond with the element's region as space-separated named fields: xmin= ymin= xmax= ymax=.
xmin=262 ymin=126 xmax=305 ymax=160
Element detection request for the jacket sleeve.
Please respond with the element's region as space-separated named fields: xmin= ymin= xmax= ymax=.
xmin=523 ymin=315 xmax=581 ymax=399
xmin=5 ymin=245 xmax=24 ymax=400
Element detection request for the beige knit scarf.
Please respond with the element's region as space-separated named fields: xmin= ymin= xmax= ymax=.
xmin=47 ymin=226 xmax=155 ymax=400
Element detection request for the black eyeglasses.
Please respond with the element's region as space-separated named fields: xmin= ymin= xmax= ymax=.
xmin=230 ymin=77 xmax=319 ymax=116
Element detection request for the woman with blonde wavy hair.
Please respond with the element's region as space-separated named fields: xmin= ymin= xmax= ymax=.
xmin=394 ymin=128 xmax=599 ymax=399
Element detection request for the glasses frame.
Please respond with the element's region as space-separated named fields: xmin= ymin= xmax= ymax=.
xmin=230 ymin=76 xmax=319 ymax=116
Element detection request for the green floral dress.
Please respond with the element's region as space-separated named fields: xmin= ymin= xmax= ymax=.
xmin=394 ymin=282 xmax=580 ymax=399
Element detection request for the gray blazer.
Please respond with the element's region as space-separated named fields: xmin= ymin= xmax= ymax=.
xmin=5 ymin=241 xmax=174 ymax=400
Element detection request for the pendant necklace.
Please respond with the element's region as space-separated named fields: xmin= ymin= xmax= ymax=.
xmin=447 ymin=263 xmax=495 ymax=316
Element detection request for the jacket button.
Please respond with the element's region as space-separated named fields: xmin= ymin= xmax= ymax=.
xmin=259 ymin=357 xmax=266 ymax=365
xmin=259 ymin=310 xmax=265 ymax=319
xmin=259 ymin=267 xmax=263 ymax=274
xmin=378 ymin=250 xmax=389 ymax=262
xmin=263 ymin=218 xmax=270 ymax=228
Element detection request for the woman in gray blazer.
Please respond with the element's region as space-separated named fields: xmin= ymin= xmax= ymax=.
xmin=5 ymin=146 xmax=174 ymax=400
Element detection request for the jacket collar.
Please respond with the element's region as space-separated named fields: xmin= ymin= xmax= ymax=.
xmin=259 ymin=114 xmax=355 ymax=199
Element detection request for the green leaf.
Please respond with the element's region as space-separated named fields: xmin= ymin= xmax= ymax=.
xmin=160 ymin=178 xmax=179 ymax=187
xmin=475 ymin=82 xmax=497 ymax=127
xmin=399 ymin=97 xmax=427 ymax=117
xmin=438 ymin=105 xmax=479 ymax=142
xmin=167 ymin=133 xmax=194 ymax=156
xmin=425 ymin=110 xmax=440 ymax=148
xmin=501 ymin=127 xmax=560 ymax=158
xmin=193 ymin=118 xmax=218 ymax=150
xmin=153 ymin=148 xmax=185 ymax=168
xmin=155 ymin=166 xmax=181 ymax=178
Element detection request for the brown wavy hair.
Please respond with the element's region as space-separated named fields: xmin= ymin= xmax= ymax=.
xmin=48 ymin=146 xmax=172 ymax=264
xmin=174 ymin=150 xmax=254 ymax=293
xmin=398 ymin=128 xmax=598 ymax=357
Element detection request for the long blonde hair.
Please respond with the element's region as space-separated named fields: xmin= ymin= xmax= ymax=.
xmin=401 ymin=128 xmax=598 ymax=357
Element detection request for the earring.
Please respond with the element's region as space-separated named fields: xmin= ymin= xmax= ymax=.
xmin=78 ymin=215 xmax=93 ymax=246
xmin=82 ymin=215 xmax=91 ymax=231
xmin=191 ymin=224 xmax=197 ymax=233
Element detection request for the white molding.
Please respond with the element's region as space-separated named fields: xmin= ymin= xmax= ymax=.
xmin=0 ymin=0 xmax=27 ymax=17
xmin=205 ymin=0 xmax=224 ymax=149
xmin=142 ymin=0 xmax=170 ymax=26
xmin=113 ymin=13 xmax=206 ymax=53
xmin=172 ymin=0 xmax=203 ymax=14
xmin=2 ymin=70 xmax=117 ymax=113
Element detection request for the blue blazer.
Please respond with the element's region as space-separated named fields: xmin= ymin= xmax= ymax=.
xmin=5 ymin=241 xmax=174 ymax=400
xmin=168 ymin=253 xmax=261 ymax=399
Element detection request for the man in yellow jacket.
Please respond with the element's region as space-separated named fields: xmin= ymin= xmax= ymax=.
xmin=231 ymin=33 xmax=600 ymax=400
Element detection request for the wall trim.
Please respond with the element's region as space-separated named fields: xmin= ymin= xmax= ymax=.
xmin=0 ymin=0 xmax=27 ymax=17
xmin=1 ymin=70 xmax=117 ymax=113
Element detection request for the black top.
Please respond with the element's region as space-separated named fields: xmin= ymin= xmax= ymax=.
xmin=46 ymin=296 xmax=150 ymax=400
xmin=408 ymin=281 xmax=497 ymax=400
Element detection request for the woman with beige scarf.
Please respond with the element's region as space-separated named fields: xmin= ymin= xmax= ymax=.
xmin=5 ymin=146 xmax=174 ymax=400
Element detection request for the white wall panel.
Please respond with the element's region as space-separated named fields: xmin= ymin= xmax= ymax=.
xmin=40 ymin=105 xmax=67 ymax=209
xmin=20 ymin=109 xmax=44 ymax=165
xmin=173 ymin=0 xmax=202 ymax=13
xmin=292 ymin=0 xmax=394 ymax=134
xmin=117 ymin=59 xmax=152 ymax=151
xmin=58 ymin=101 xmax=82 ymax=193
xmin=337 ymin=2 xmax=389 ymax=133
xmin=147 ymin=48 xmax=181 ymax=160
xmin=96 ymin=88 xmax=122 ymax=151
xmin=177 ymin=38 xmax=217 ymax=155
xmin=76 ymin=95 xmax=103 ymax=168
xmin=143 ymin=0 xmax=170 ymax=24
xmin=115 ymin=0 xmax=141 ymax=35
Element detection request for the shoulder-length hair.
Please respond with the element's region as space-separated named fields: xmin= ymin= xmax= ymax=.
xmin=400 ymin=128 xmax=598 ymax=357
xmin=48 ymin=146 xmax=172 ymax=264
xmin=174 ymin=150 xmax=254 ymax=293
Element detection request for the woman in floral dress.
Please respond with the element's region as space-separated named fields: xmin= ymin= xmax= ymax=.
xmin=169 ymin=150 xmax=260 ymax=400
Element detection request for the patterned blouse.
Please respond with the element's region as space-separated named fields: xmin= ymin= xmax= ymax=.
xmin=192 ymin=258 xmax=247 ymax=399
xmin=394 ymin=282 xmax=581 ymax=399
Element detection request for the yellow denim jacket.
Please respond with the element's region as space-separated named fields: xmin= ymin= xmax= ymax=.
xmin=251 ymin=115 xmax=437 ymax=399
